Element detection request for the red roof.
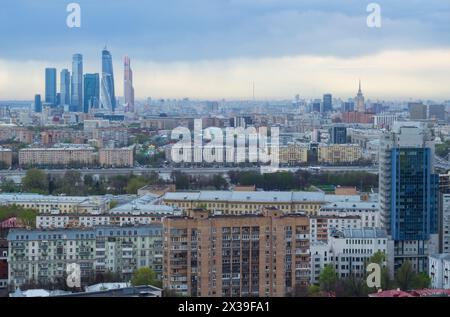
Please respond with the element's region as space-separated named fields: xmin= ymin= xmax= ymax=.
xmin=370 ymin=289 xmax=450 ymax=297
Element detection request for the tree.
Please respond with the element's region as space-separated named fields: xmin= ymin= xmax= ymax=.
xmin=395 ymin=261 xmax=416 ymax=291
xmin=319 ymin=264 xmax=338 ymax=292
xmin=131 ymin=267 xmax=161 ymax=288
xmin=22 ymin=169 xmax=48 ymax=194
xmin=0 ymin=179 xmax=20 ymax=193
xmin=126 ymin=177 xmax=147 ymax=194
xmin=307 ymin=284 xmax=322 ymax=297
xmin=340 ymin=276 xmax=369 ymax=297
xmin=414 ymin=273 xmax=431 ymax=289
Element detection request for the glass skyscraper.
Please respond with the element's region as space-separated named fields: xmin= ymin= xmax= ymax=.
xmin=379 ymin=122 xmax=439 ymax=273
xmin=34 ymin=94 xmax=42 ymax=113
xmin=83 ymin=73 xmax=100 ymax=113
xmin=71 ymin=54 xmax=83 ymax=112
xmin=60 ymin=69 xmax=71 ymax=107
xmin=45 ymin=68 xmax=57 ymax=106
xmin=101 ymin=48 xmax=116 ymax=112
xmin=322 ymin=94 xmax=332 ymax=113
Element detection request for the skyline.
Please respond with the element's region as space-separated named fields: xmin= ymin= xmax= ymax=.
xmin=0 ymin=0 xmax=449 ymax=100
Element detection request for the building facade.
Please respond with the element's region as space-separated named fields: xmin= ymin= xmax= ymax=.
xmin=163 ymin=208 xmax=310 ymax=297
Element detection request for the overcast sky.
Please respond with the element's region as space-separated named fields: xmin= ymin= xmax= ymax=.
xmin=0 ymin=0 xmax=449 ymax=100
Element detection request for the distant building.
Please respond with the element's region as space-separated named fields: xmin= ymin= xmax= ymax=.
xmin=429 ymin=104 xmax=446 ymax=121
xmin=101 ymin=48 xmax=116 ymax=112
xmin=279 ymin=144 xmax=308 ymax=165
xmin=341 ymin=111 xmax=373 ymax=124
xmin=0 ymin=147 xmax=12 ymax=167
xmin=19 ymin=145 xmax=96 ymax=167
xmin=409 ymin=102 xmax=427 ymax=120
xmin=329 ymin=126 xmax=347 ymax=144
xmin=45 ymin=68 xmax=57 ymax=106
xmin=373 ymin=113 xmax=398 ymax=129
xmin=123 ymin=56 xmax=135 ymax=112
xmin=71 ymin=54 xmax=83 ymax=112
xmin=83 ymin=73 xmax=100 ymax=113
xmin=60 ymin=69 xmax=71 ymax=107
xmin=323 ymin=94 xmax=332 ymax=113
xmin=318 ymin=144 xmax=362 ymax=164
xmin=34 ymin=94 xmax=42 ymax=113
xmin=99 ymin=146 xmax=134 ymax=167
xmin=0 ymin=239 xmax=7 ymax=289
xmin=355 ymin=81 xmax=365 ymax=112
xmin=342 ymin=101 xmax=355 ymax=112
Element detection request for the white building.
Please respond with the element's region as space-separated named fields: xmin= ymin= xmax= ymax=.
xmin=310 ymin=242 xmax=329 ymax=284
xmin=319 ymin=201 xmax=381 ymax=228
xmin=429 ymin=254 xmax=450 ymax=289
xmin=442 ymin=194 xmax=450 ymax=254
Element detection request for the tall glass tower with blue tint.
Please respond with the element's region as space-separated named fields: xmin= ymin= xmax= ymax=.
xmin=45 ymin=68 xmax=57 ymax=106
xmin=71 ymin=54 xmax=83 ymax=112
xmin=60 ymin=69 xmax=71 ymax=107
xmin=83 ymin=73 xmax=99 ymax=113
xmin=379 ymin=122 xmax=439 ymax=274
xmin=34 ymin=94 xmax=42 ymax=113
xmin=101 ymin=47 xmax=116 ymax=112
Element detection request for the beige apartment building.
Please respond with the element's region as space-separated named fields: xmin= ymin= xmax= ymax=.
xmin=99 ymin=146 xmax=134 ymax=167
xmin=163 ymin=207 xmax=310 ymax=297
xmin=318 ymin=144 xmax=362 ymax=164
xmin=19 ymin=146 xmax=96 ymax=167
xmin=163 ymin=190 xmax=364 ymax=217
xmin=0 ymin=147 xmax=13 ymax=167
xmin=279 ymin=144 xmax=308 ymax=165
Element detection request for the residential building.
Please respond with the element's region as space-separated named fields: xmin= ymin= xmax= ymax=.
xmin=279 ymin=144 xmax=308 ymax=166
xmin=318 ymin=144 xmax=362 ymax=164
xmin=19 ymin=145 xmax=96 ymax=167
xmin=163 ymin=207 xmax=310 ymax=297
xmin=0 ymin=147 xmax=12 ymax=167
xmin=429 ymin=254 xmax=450 ymax=289
xmin=99 ymin=146 xmax=134 ymax=167
xmin=409 ymin=103 xmax=427 ymax=120
xmin=7 ymin=225 xmax=163 ymax=288
xmin=319 ymin=201 xmax=381 ymax=228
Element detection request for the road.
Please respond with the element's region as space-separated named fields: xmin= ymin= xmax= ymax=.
xmin=0 ymin=165 xmax=379 ymax=178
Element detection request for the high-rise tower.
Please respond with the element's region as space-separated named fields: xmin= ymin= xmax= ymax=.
xmin=83 ymin=73 xmax=100 ymax=113
xmin=123 ymin=56 xmax=135 ymax=112
xmin=379 ymin=122 xmax=439 ymax=274
xmin=60 ymin=69 xmax=71 ymax=107
xmin=355 ymin=80 xmax=365 ymax=112
xmin=101 ymin=47 xmax=116 ymax=112
xmin=71 ymin=54 xmax=83 ymax=112
xmin=45 ymin=68 xmax=57 ymax=106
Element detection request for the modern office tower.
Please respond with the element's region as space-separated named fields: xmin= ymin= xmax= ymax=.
xmin=323 ymin=94 xmax=332 ymax=113
xmin=163 ymin=207 xmax=310 ymax=297
xmin=429 ymin=104 xmax=446 ymax=121
xmin=71 ymin=54 xmax=83 ymax=112
xmin=409 ymin=102 xmax=427 ymax=120
xmin=45 ymin=68 xmax=57 ymax=106
xmin=379 ymin=122 xmax=439 ymax=274
xmin=342 ymin=101 xmax=355 ymax=112
xmin=123 ymin=56 xmax=135 ymax=112
xmin=83 ymin=73 xmax=100 ymax=113
xmin=355 ymin=80 xmax=365 ymax=112
xmin=329 ymin=125 xmax=347 ymax=144
xmin=101 ymin=47 xmax=116 ymax=112
xmin=34 ymin=94 xmax=42 ymax=113
xmin=60 ymin=69 xmax=71 ymax=106
xmin=311 ymin=101 xmax=321 ymax=113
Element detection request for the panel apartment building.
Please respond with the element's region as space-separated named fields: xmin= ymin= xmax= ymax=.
xmin=7 ymin=225 xmax=163 ymax=289
xmin=163 ymin=207 xmax=310 ymax=297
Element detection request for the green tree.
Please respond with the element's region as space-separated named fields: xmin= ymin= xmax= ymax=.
xmin=395 ymin=261 xmax=416 ymax=291
xmin=319 ymin=264 xmax=338 ymax=292
xmin=307 ymin=284 xmax=322 ymax=297
xmin=414 ymin=273 xmax=431 ymax=289
xmin=131 ymin=267 xmax=161 ymax=288
xmin=0 ymin=179 xmax=20 ymax=193
xmin=126 ymin=177 xmax=147 ymax=194
xmin=22 ymin=169 xmax=48 ymax=194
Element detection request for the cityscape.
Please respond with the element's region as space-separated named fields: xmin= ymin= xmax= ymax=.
xmin=1 ymin=0 xmax=450 ymax=301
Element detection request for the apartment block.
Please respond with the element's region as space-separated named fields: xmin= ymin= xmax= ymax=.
xmin=163 ymin=208 xmax=310 ymax=297
xmin=429 ymin=254 xmax=450 ymax=289
xmin=318 ymin=144 xmax=362 ymax=164
xmin=279 ymin=144 xmax=308 ymax=166
xmin=163 ymin=190 xmax=366 ymax=217
xmin=0 ymin=147 xmax=12 ymax=167
xmin=7 ymin=225 xmax=163 ymax=288
xmin=99 ymin=146 xmax=134 ymax=167
xmin=19 ymin=145 xmax=96 ymax=167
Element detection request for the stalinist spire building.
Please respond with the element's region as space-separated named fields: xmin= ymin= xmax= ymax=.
xmin=355 ymin=80 xmax=365 ymax=112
